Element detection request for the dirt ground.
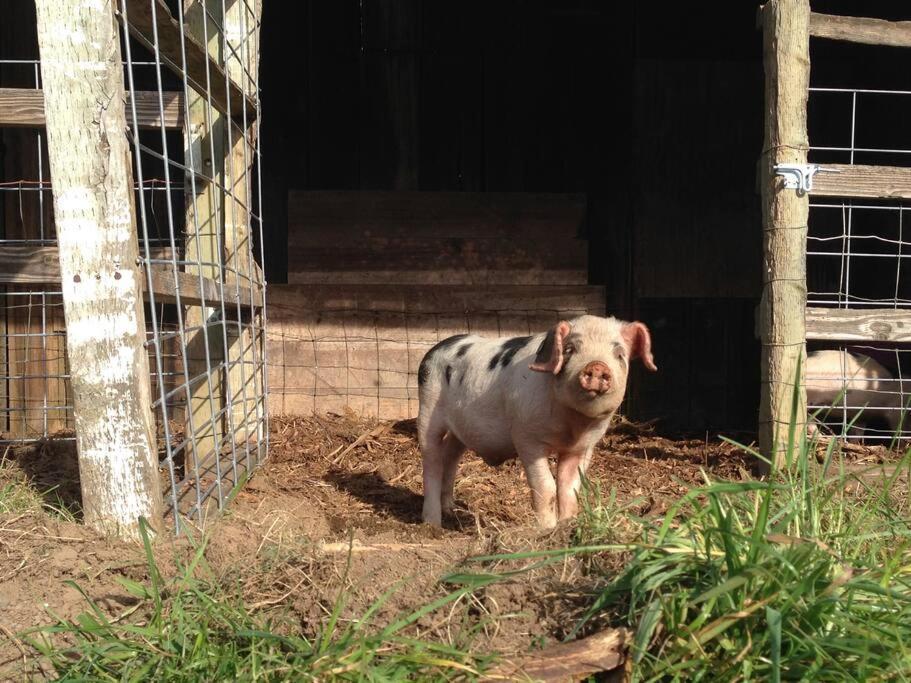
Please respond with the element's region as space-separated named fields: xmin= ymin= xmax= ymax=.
xmin=0 ymin=413 xmax=891 ymax=679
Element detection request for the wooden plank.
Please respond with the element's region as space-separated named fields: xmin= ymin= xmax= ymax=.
xmin=0 ymin=245 xmax=261 ymax=308
xmin=0 ymin=88 xmax=184 ymax=129
xmin=758 ymin=0 xmax=810 ymax=469
xmin=267 ymin=284 xmax=607 ymax=319
xmin=810 ymin=164 xmax=911 ymax=200
xmin=287 ymin=191 xmax=589 ymax=285
xmin=119 ymin=0 xmax=255 ymax=122
xmin=35 ymin=0 xmax=163 ymax=539
xmin=809 ymin=12 xmax=911 ymax=49
xmin=224 ymin=0 xmax=263 ymax=450
xmin=182 ymin=0 xmax=226 ymax=475
xmin=806 ymin=307 xmax=911 ymax=342
xmin=146 ymin=268 xmax=261 ymax=309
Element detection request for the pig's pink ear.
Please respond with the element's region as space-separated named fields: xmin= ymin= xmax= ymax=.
xmin=529 ymin=321 xmax=572 ymax=374
xmin=622 ymin=322 xmax=657 ymax=371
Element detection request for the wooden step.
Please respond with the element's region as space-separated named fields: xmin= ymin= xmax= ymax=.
xmin=287 ymin=191 xmax=590 ymax=286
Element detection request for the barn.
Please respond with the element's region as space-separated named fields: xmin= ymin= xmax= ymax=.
xmin=1 ymin=0 xmax=911 ymax=539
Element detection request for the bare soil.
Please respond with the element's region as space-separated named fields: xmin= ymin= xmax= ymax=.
xmin=0 ymin=413 xmax=890 ymax=679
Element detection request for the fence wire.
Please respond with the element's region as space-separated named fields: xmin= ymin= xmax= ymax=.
xmin=807 ymin=84 xmax=911 ymax=444
xmin=0 ymin=0 xmax=268 ymax=530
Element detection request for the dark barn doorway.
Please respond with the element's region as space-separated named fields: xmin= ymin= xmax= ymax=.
xmin=258 ymin=0 xmax=910 ymax=435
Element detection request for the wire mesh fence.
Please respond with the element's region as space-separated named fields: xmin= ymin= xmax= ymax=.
xmin=807 ymin=83 xmax=911 ymax=445
xmin=0 ymin=0 xmax=267 ymax=530
xmin=265 ymin=286 xmax=606 ymax=421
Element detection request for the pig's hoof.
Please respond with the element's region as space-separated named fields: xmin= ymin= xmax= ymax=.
xmin=421 ymin=513 xmax=443 ymax=528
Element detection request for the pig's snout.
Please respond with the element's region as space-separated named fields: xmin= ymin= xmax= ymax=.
xmin=580 ymin=361 xmax=612 ymax=394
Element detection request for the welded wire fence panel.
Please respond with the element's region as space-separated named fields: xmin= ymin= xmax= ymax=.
xmin=265 ymin=286 xmax=606 ymax=421
xmin=0 ymin=0 xmax=267 ymax=530
xmin=120 ymin=0 xmax=267 ymax=527
xmin=807 ymin=84 xmax=911 ymax=445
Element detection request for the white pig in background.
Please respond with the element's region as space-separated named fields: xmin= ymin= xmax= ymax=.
xmin=805 ymin=349 xmax=907 ymax=439
xmin=417 ymin=314 xmax=657 ymax=528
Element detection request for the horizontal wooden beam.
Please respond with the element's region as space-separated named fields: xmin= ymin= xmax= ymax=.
xmin=0 ymin=88 xmax=183 ymax=130
xmin=809 ymin=12 xmax=911 ymax=48
xmin=147 ymin=267 xmax=262 ymax=309
xmin=119 ymin=0 xmax=256 ymax=122
xmin=287 ymin=191 xmax=589 ymax=286
xmin=0 ymin=244 xmax=262 ymax=308
xmin=268 ymin=283 xmax=606 ymax=319
xmin=810 ymin=164 xmax=911 ymax=200
xmin=806 ymin=306 xmax=911 ymax=342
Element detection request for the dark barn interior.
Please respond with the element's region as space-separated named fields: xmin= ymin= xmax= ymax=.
xmin=257 ymin=0 xmax=911 ymax=434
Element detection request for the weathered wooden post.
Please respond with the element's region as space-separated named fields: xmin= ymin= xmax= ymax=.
xmin=34 ymin=0 xmax=163 ymax=538
xmin=183 ymin=0 xmax=226 ymax=475
xmin=224 ymin=0 xmax=264 ymax=452
xmin=758 ymin=0 xmax=810 ymax=469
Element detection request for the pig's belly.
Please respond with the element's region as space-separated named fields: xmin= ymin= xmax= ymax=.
xmin=445 ymin=421 xmax=516 ymax=467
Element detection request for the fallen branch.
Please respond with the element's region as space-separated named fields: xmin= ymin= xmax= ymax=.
xmin=483 ymin=628 xmax=630 ymax=682
xmin=318 ymin=539 xmax=437 ymax=554
xmin=332 ymin=424 xmax=389 ymax=466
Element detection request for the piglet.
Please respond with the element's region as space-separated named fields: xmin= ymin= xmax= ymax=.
xmin=805 ymin=349 xmax=907 ymax=439
xmin=417 ymin=315 xmax=657 ymax=528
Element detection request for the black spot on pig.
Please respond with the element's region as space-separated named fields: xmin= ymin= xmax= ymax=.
xmin=445 ymin=365 xmax=453 ymax=384
xmin=456 ymin=344 xmax=473 ymax=358
xmin=418 ymin=334 xmax=469 ymax=386
xmin=489 ymin=336 xmax=531 ymax=370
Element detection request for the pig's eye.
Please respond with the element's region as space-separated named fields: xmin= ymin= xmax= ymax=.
xmin=563 ymin=343 xmax=575 ymax=356
xmin=613 ymin=343 xmax=627 ymax=361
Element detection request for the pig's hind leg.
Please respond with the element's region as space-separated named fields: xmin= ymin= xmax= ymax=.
xmin=420 ymin=411 xmax=465 ymax=526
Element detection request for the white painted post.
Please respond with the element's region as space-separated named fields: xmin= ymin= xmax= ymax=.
xmin=35 ymin=0 xmax=163 ymax=539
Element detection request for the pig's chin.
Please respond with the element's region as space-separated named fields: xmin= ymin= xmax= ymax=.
xmin=565 ymin=388 xmax=621 ymax=419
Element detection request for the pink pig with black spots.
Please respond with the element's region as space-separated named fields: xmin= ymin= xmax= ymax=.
xmin=417 ymin=314 xmax=657 ymax=528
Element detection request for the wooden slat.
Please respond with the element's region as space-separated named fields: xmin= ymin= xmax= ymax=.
xmin=0 ymin=88 xmax=183 ymax=129
xmin=181 ymin=0 xmax=227 ymax=472
xmin=119 ymin=0 xmax=256 ymax=122
xmin=0 ymin=244 xmax=261 ymax=308
xmin=809 ymin=12 xmax=911 ymax=49
xmin=146 ymin=268 xmax=261 ymax=309
xmin=267 ymin=283 xmax=607 ymax=318
xmin=806 ymin=307 xmax=911 ymax=342
xmin=810 ymin=164 xmax=911 ymax=200
xmin=287 ymin=191 xmax=589 ymax=286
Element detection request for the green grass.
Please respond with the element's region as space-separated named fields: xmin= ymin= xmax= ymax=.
xmin=15 ymin=362 xmax=911 ymax=680
xmin=447 ymin=365 xmax=911 ymax=682
xmin=22 ymin=521 xmax=492 ymax=682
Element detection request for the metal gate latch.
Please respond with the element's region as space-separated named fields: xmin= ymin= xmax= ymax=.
xmin=773 ymin=163 xmax=839 ymax=195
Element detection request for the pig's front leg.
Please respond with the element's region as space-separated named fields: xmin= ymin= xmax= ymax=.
xmin=556 ymin=449 xmax=593 ymax=521
xmin=518 ymin=450 xmax=558 ymax=528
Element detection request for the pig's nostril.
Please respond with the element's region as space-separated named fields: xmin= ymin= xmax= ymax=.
xmin=579 ymin=362 xmax=611 ymax=394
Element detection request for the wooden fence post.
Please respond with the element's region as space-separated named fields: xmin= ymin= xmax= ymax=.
xmin=224 ymin=0 xmax=264 ymax=452
xmin=183 ymin=0 xmax=226 ymax=475
xmin=34 ymin=0 xmax=163 ymax=539
xmin=758 ymin=0 xmax=810 ymax=470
